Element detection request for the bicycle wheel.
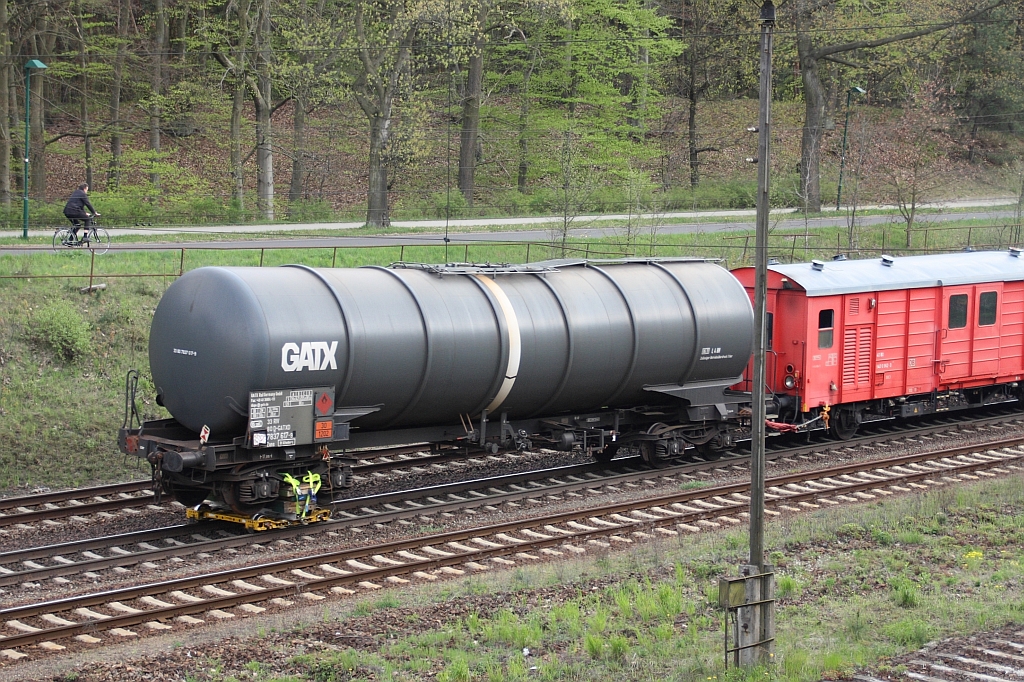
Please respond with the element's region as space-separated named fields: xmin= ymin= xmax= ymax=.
xmin=52 ymin=228 xmax=72 ymax=253
xmin=89 ymin=228 xmax=110 ymax=254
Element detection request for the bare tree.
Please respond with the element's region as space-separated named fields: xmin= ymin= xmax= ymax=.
xmin=868 ymin=88 xmax=959 ymax=249
xmin=790 ymin=0 xmax=1007 ymax=212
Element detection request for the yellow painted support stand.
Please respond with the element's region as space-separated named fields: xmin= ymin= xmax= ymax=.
xmin=186 ymin=506 xmax=332 ymax=531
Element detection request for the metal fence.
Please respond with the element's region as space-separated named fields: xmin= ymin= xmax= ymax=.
xmin=1 ymin=219 xmax=1022 ymax=290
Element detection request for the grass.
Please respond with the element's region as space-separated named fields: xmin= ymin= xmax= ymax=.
xmin=255 ymin=477 xmax=1024 ymax=682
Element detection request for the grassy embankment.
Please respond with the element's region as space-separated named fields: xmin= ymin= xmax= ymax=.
xmin=0 ymin=214 xmax=1019 ymax=493
xmin=288 ymin=479 xmax=1024 ymax=682
xmin=61 ymin=477 xmax=1024 ymax=681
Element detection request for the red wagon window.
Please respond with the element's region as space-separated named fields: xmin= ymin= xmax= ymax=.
xmin=818 ymin=309 xmax=834 ymax=349
xmin=979 ymin=291 xmax=997 ymax=326
xmin=949 ymin=294 xmax=968 ymax=329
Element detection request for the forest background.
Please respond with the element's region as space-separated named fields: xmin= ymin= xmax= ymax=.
xmin=0 ymin=0 xmax=1021 ymax=231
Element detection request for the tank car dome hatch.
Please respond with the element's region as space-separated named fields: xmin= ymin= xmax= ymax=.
xmin=149 ymin=259 xmax=755 ymax=438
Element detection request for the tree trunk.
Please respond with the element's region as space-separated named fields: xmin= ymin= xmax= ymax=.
xmin=254 ymin=0 xmax=274 ymax=220
xmin=516 ymin=58 xmax=534 ymax=194
xmin=229 ymin=0 xmax=250 ymax=212
xmin=366 ymin=114 xmax=389 ymax=228
xmin=686 ymin=45 xmax=699 ymax=188
xmin=0 ymin=0 xmax=10 ymax=207
xmin=29 ymin=32 xmax=46 ymax=201
xmin=457 ymin=6 xmax=487 ymax=207
xmin=9 ymin=42 xmax=17 ymax=197
xmin=797 ymin=32 xmax=823 ymax=212
xmin=107 ymin=0 xmax=127 ymax=189
xmin=254 ymin=92 xmax=273 ymax=220
xmin=175 ymin=6 xmax=188 ymax=61
xmin=150 ymin=0 xmax=165 ymax=187
xmin=77 ymin=1 xmax=92 ymax=188
xmin=230 ymin=82 xmax=244 ymax=211
xmin=288 ymin=97 xmax=306 ymax=203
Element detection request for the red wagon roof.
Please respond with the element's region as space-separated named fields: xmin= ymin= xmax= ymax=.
xmin=768 ymin=250 xmax=1024 ymax=297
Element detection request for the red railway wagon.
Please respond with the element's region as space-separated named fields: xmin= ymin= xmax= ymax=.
xmin=732 ymin=250 xmax=1024 ymax=438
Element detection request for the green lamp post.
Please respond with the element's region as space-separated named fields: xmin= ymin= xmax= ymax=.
xmin=22 ymin=59 xmax=47 ymax=239
xmin=836 ymin=85 xmax=865 ymax=211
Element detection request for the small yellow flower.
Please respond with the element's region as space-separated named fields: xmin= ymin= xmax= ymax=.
xmin=965 ymin=550 xmax=983 ymax=560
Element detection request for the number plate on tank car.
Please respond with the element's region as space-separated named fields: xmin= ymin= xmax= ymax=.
xmin=248 ymin=387 xmax=334 ymax=448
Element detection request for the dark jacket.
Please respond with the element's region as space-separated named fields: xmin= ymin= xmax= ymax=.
xmin=63 ymin=189 xmax=96 ymax=218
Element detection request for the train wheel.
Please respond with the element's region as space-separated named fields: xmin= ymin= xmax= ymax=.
xmin=594 ymin=443 xmax=620 ymax=463
xmin=221 ymin=484 xmax=265 ymax=515
xmin=640 ymin=441 xmax=668 ymax=467
xmin=694 ymin=442 xmax=725 ymax=461
xmin=829 ymin=408 xmax=859 ymax=440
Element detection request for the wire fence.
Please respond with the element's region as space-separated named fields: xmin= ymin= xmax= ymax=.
xmin=2 ymin=218 xmax=1023 ymax=291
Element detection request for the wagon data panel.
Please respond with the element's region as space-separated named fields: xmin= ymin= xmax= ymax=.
xmin=247 ymin=386 xmax=334 ymax=448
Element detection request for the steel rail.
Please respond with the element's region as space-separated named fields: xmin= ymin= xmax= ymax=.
xmin=3 ymin=411 xmax=1021 ymax=582
xmin=0 ymin=493 xmax=164 ymax=529
xmin=0 ymin=405 xmax=1016 ymax=529
xmin=0 ymin=459 xmax=670 ymax=585
xmin=0 ymin=481 xmax=153 ymax=512
xmin=1 ymin=439 xmax=1021 ymax=649
xmin=0 ymin=524 xmax=196 ymax=565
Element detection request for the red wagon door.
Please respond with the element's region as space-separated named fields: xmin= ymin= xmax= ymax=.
xmin=939 ymin=287 xmax=973 ymax=381
xmin=971 ymin=284 xmax=1002 ymax=378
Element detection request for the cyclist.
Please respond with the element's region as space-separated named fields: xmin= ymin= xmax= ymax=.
xmin=63 ymin=183 xmax=100 ymax=242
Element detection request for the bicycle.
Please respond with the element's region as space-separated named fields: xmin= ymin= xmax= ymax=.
xmin=53 ymin=217 xmax=109 ymax=255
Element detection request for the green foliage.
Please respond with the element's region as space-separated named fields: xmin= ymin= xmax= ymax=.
xmin=287 ymin=199 xmax=335 ymax=223
xmin=897 ymin=529 xmax=926 ymax=545
xmin=304 ymin=650 xmax=363 ymax=682
xmin=844 ymin=611 xmax=869 ymax=641
xmin=883 ymin=618 xmax=934 ymax=648
xmin=28 ymin=301 xmax=91 ymax=360
xmin=607 ymin=634 xmax=629 ymax=661
xmin=777 ymin=575 xmax=800 ymax=600
xmin=432 ymin=191 xmax=468 ymax=220
xmin=437 ymin=656 xmax=471 ymax=682
xmin=871 ymin=526 xmax=894 ymax=546
xmin=892 ymin=577 xmax=921 ymax=608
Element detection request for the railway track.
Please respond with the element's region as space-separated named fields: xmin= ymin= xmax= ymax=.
xmin=1 ymin=434 xmax=1022 ymax=658
xmin=0 ymin=457 xmax=683 ymax=587
xmin=0 ymin=443 xmax=497 ymax=530
xmin=3 ymin=413 xmax=1021 ymax=586
xmin=1 ymin=407 xmax=1018 ymax=530
xmin=0 ymin=481 xmax=163 ymax=530
xmin=854 ymin=627 xmax=1024 ymax=682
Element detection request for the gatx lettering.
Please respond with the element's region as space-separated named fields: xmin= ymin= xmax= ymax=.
xmin=281 ymin=341 xmax=338 ymax=372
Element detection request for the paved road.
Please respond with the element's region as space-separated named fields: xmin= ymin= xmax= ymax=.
xmin=1 ymin=198 xmax=1017 ymax=253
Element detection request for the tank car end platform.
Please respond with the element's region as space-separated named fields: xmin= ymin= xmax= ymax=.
xmin=186 ymin=505 xmax=332 ymax=531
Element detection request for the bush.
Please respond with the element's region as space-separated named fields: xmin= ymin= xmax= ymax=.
xmin=28 ymin=301 xmax=91 ymax=360
xmin=288 ymin=198 xmax=335 ymax=223
xmin=183 ymin=195 xmax=224 ymax=224
xmin=432 ymin=190 xmax=468 ymax=220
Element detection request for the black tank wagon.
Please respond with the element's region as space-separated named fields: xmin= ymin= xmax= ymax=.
xmin=120 ymin=258 xmax=755 ymax=518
